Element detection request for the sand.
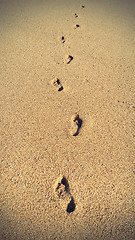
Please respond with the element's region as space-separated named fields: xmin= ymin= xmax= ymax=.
xmin=0 ymin=0 xmax=135 ymax=239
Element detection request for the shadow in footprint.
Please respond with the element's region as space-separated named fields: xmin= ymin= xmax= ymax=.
xmin=58 ymin=86 xmax=63 ymax=91
xmin=61 ymin=176 xmax=69 ymax=192
xmin=66 ymin=197 xmax=76 ymax=213
xmin=76 ymin=118 xmax=82 ymax=135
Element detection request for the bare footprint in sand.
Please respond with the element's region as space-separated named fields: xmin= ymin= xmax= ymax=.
xmin=51 ymin=78 xmax=63 ymax=91
xmin=58 ymin=35 xmax=65 ymax=43
xmin=73 ymin=24 xmax=80 ymax=29
xmin=70 ymin=113 xmax=82 ymax=136
xmin=65 ymin=55 xmax=73 ymax=64
xmin=72 ymin=12 xmax=78 ymax=18
xmin=80 ymin=5 xmax=85 ymax=8
xmin=54 ymin=175 xmax=75 ymax=213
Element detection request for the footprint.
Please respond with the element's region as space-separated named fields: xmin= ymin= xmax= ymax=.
xmin=54 ymin=175 xmax=75 ymax=213
xmin=58 ymin=35 xmax=65 ymax=43
xmin=65 ymin=55 xmax=73 ymax=64
xmin=80 ymin=5 xmax=85 ymax=8
xmin=70 ymin=113 xmax=82 ymax=136
xmin=73 ymin=24 xmax=80 ymax=29
xmin=72 ymin=13 xmax=78 ymax=18
xmin=66 ymin=196 xmax=76 ymax=213
xmin=51 ymin=78 xmax=63 ymax=91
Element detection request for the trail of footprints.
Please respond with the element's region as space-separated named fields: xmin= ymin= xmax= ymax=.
xmin=52 ymin=5 xmax=85 ymax=213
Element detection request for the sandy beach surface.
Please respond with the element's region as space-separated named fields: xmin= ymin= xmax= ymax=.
xmin=0 ymin=0 xmax=135 ymax=239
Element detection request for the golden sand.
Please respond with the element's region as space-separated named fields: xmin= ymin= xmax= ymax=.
xmin=0 ymin=0 xmax=135 ymax=239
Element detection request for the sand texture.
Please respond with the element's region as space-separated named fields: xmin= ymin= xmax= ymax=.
xmin=0 ymin=0 xmax=135 ymax=239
